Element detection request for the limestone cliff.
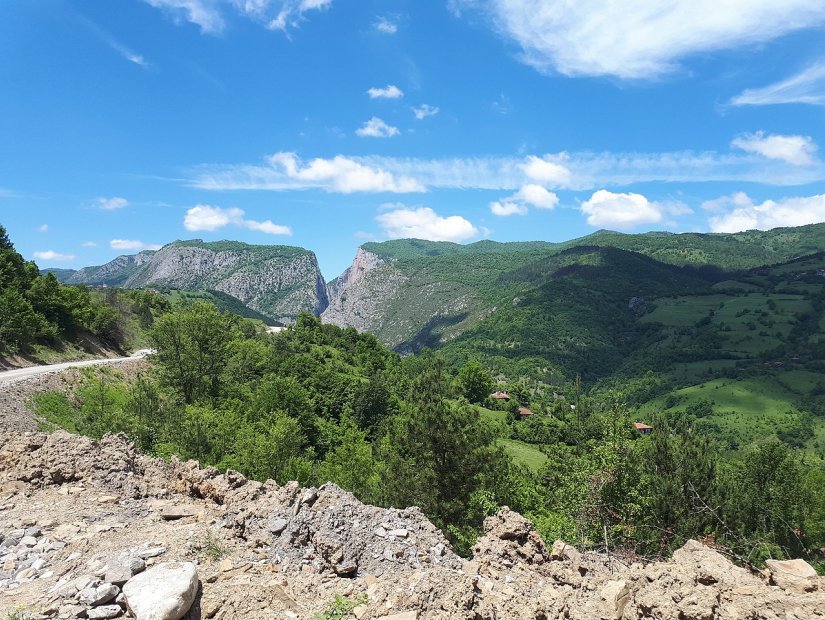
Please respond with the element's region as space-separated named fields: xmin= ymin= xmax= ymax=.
xmin=64 ymin=240 xmax=329 ymax=323
xmin=322 ymin=248 xmax=409 ymax=339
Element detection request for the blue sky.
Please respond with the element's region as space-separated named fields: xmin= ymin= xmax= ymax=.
xmin=3 ymin=0 xmax=825 ymax=278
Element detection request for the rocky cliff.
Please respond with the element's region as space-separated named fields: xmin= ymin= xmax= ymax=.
xmin=62 ymin=241 xmax=329 ymax=323
xmin=322 ymin=248 xmax=411 ymax=341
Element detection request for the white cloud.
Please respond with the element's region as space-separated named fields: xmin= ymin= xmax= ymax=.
xmin=580 ymin=189 xmax=663 ymax=229
xmin=374 ymin=16 xmax=397 ymax=34
xmin=376 ymin=206 xmax=478 ymax=242
xmin=38 ymin=224 xmax=48 ymax=233
xmin=184 ymin=205 xmax=292 ymax=235
xmin=464 ymin=0 xmax=825 ymax=79
xmin=490 ymin=201 xmax=528 ymax=216
xmin=33 ymin=250 xmax=75 ymax=262
xmin=262 ymin=152 xmax=424 ymax=192
xmin=144 ymin=0 xmax=225 ymax=33
xmin=367 ymin=85 xmax=403 ymax=99
xmin=259 ymin=0 xmax=333 ymax=31
xmin=731 ymin=132 xmax=817 ymax=166
xmin=95 ymin=196 xmax=130 ymax=210
xmin=412 ymin=104 xmax=439 ymax=120
xmin=145 ymin=0 xmax=331 ymax=33
xmin=512 ymin=184 xmax=559 ymax=209
xmin=490 ymin=184 xmax=559 ymax=216
xmin=189 ymin=147 xmax=825 ymax=194
xmin=520 ymin=156 xmax=572 ymax=187
xmin=706 ymin=192 xmax=825 ymax=232
xmin=731 ymin=61 xmax=825 ymax=106
xmin=356 ymin=117 xmax=401 ymax=138
xmin=110 ymin=239 xmax=163 ymax=251
xmin=81 ymin=241 xmax=98 ymax=247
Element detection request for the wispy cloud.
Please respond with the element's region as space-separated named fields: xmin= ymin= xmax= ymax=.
xmin=367 ymin=85 xmax=404 ymax=99
xmin=110 ymin=239 xmax=162 ymax=251
xmin=191 ymin=152 xmax=425 ymax=193
xmin=78 ymin=15 xmax=150 ymax=67
xmin=731 ymin=132 xmax=818 ymax=166
xmin=94 ymin=196 xmax=130 ymax=210
xmin=38 ymin=224 xmax=49 ymax=233
xmin=144 ymin=0 xmax=225 ymax=33
xmin=412 ymin=104 xmax=439 ymax=120
xmin=356 ymin=117 xmax=400 ymax=138
xmin=183 ymin=205 xmax=292 ymax=235
xmin=730 ymin=61 xmax=825 ymax=106
xmin=33 ymin=250 xmax=76 ymax=262
xmin=458 ymin=0 xmax=825 ymax=79
xmin=376 ymin=206 xmax=477 ymax=242
xmin=706 ymin=192 xmax=825 ymax=232
xmin=145 ymin=0 xmax=332 ymax=33
xmin=374 ymin=16 xmax=397 ymax=34
xmin=187 ymin=147 xmax=825 ymax=194
xmin=81 ymin=241 xmax=98 ymax=247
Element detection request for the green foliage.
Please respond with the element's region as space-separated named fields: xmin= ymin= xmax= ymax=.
xmin=149 ymin=302 xmax=241 ymax=403
xmin=0 ymin=225 xmax=167 ymax=357
xmin=199 ymin=531 xmax=230 ymax=562
xmin=380 ymin=354 xmax=510 ymax=533
xmin=455 ymin=359 xmax=493 ymax=404
xmin=314 ymin=594 xmax=367 ymax=620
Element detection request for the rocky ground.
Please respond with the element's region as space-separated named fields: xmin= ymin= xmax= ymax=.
xmin=1 ymin=370 xmax=823 ymax=619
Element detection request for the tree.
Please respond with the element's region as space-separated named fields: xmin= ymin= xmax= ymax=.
xmin=610 ymin=417 xmax=718 ymax=555
xmin=149 ymin=302 xmax=239 ymax=404
xmin=381 ymin=354 xmax=510 ymax=531
xmin=319 ymin=412 xmax=380 ymax=503
xmin=0 ymin=288 xmax=54 ymax=352
xmin=455 ymin=359 xmax=493 ymax=404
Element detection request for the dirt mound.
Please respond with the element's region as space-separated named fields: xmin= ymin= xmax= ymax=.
xmin=1 ymin=429 xmax=823 ymax=620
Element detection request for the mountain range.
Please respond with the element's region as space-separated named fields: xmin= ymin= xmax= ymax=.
xmin=51 ymin=225 xmax=825 ymax=343
xmin=44 ymin=222 xmax=825 ymax=453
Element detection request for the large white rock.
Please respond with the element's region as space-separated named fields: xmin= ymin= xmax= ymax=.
xmin=122 ymin=562 xmax=199 ymax=620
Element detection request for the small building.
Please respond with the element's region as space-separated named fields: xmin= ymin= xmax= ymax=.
xmin=634 ymin=421 xmax=653 ymax=435
xmin=517 ymin=407 xmax=534 ymax=417
xmin=490 ymin=391 xmax=511 ymax=400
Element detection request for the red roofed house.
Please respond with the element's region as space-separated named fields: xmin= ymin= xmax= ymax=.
xmin=634 ymin=421 xmax=653 ymax=435
xmin=490 ymin=391 xmax=511 ymax=400
xmin=518 ymin=407 xmax=534 ymax=417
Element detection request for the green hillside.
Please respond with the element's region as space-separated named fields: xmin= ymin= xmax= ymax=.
xmin=347 ymin=239 xmax=825 ymax=455
xmin=165 ymin=289 xmax=280 ymax=324
xmin=560 ymin=224 xmax=825 ymax=269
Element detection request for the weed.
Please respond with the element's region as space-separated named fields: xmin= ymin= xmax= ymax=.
xmin=314 ymin=594 xmax=368 ymax=620
xmin=200 ymin=530 xmax=229 ymax=562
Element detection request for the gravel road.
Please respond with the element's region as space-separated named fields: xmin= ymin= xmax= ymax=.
xmin=0 ymin=350 xmax=153 ymax=388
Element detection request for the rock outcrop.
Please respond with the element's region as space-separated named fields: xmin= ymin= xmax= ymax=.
xmin=322 ymin=248 xmax=409 ymax=339
xmin=1 ymin=429 xmax=823 ymax=619
xmin=60 ymin=240 xmax=329 ymax=323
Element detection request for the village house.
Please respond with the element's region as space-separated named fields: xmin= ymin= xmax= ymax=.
xmin=490 ymin=391 xmax=511 ymax=400
xmin=634 ymin=421 xmax=653 ymax=435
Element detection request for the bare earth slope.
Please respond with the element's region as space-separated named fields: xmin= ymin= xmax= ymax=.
xmin=0 ymin=416 xmax=822 ymax=618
